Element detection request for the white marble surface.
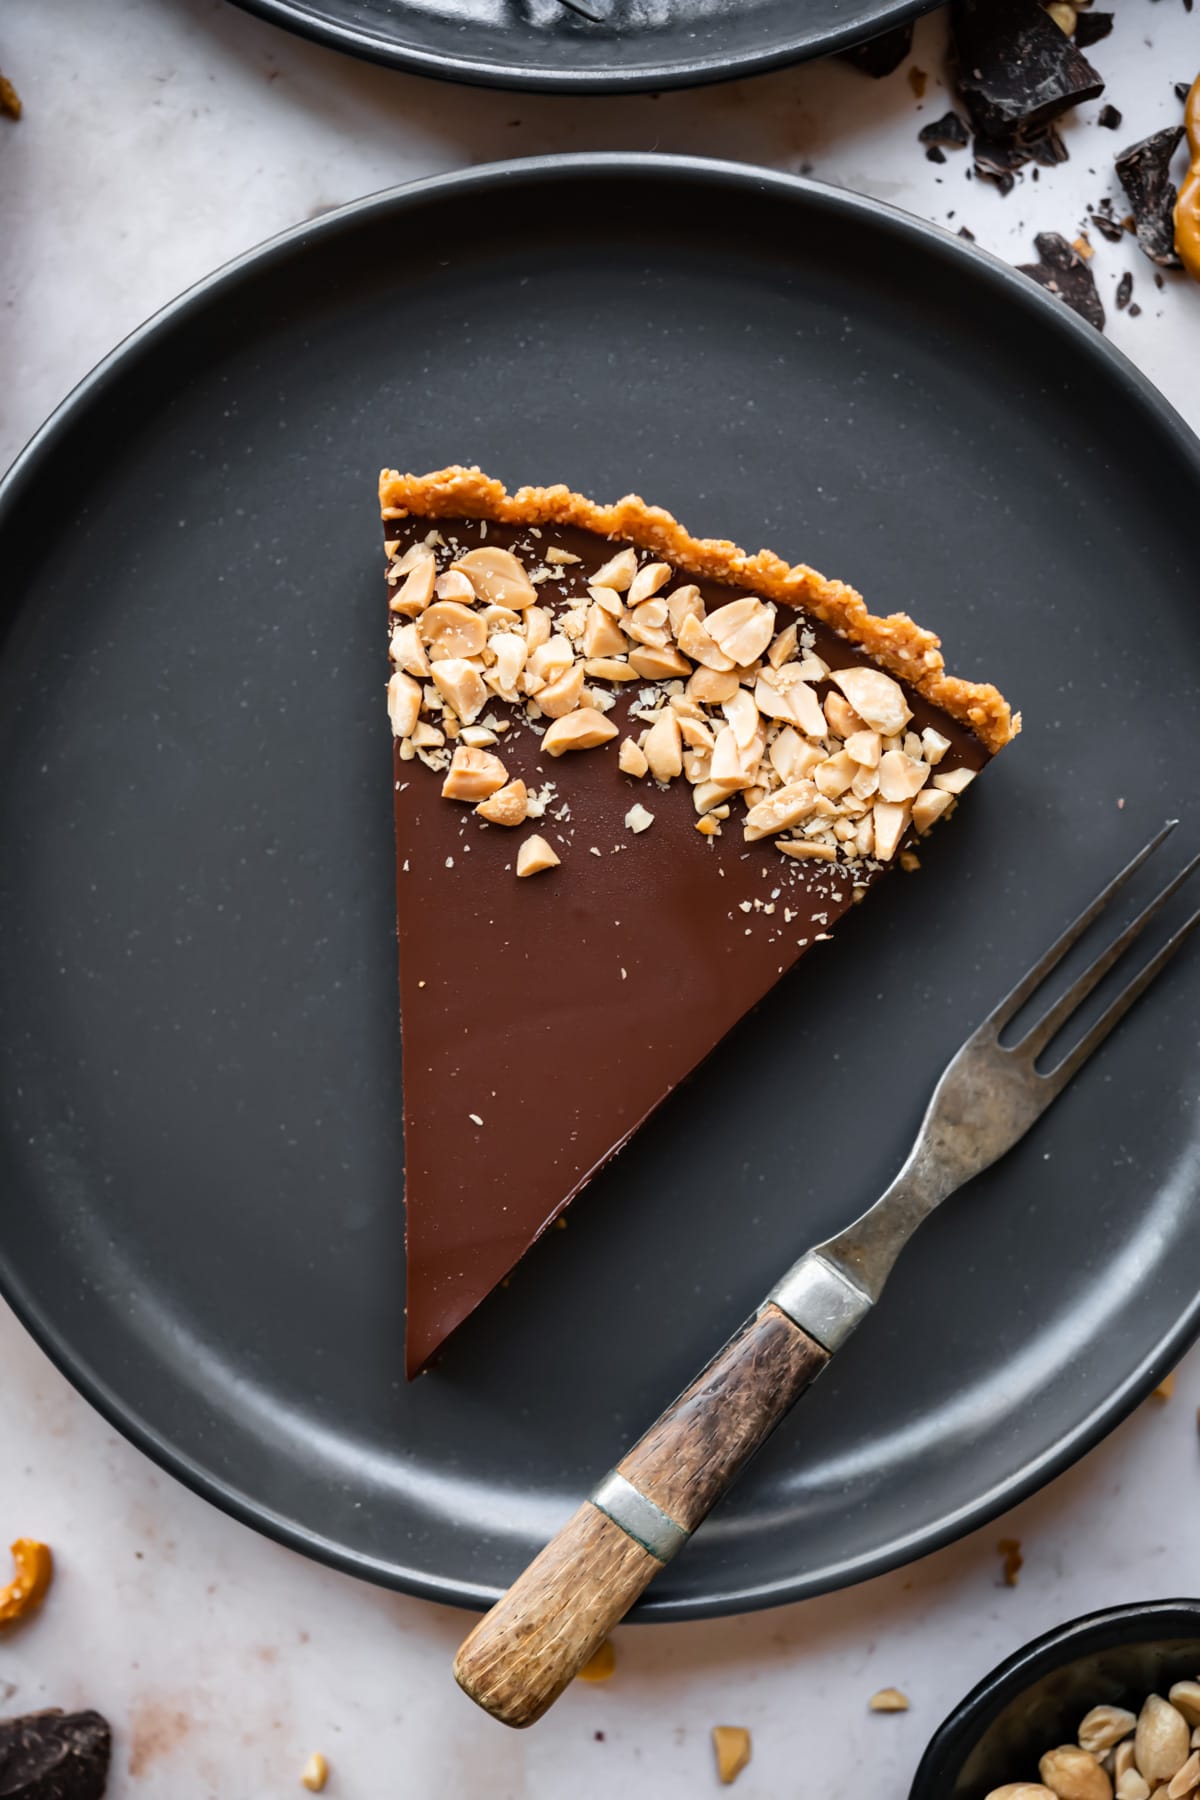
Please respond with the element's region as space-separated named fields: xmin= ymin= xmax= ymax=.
xmin=2 ymin=3 xmax=1200 ymax=1795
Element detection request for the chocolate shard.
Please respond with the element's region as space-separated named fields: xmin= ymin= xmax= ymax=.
xmin=919 ymin=111 xmax=971 ymax=149
xmin=841 ymin=21 xmax=913 ymax=77
xmin=1017 ymin=231 xmax=1106 ymax=331
xmin=1098 ymin=103 xmax=1123 ymax=130
xmin=0 ymin=1711 xmax=111 ymax=1800
xmin=1090 ymin=209 xmax=1125 ymax=242
xmin=1115 ymin=126 xmax=1186 ymax=267
xmin=952 ymin=0 xmax=1104 ymax=139
xmin=972 ymin=136 xmax=1030 ymax=195
xmin=1073 ymin=11 xmax=1113 ymax=47
xmin=1115 ymin=270 xmax=1133 ymax=310
xmin=1028 ymin=124 xmax=1069 ymax=167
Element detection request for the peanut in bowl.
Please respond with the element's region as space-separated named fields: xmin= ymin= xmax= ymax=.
xmin=910 ymin=1602 xmax=1200 ymax=1800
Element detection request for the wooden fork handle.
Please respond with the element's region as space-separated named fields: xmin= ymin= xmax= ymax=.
xmin=453 ymin=1303 xmax=829 ymax=1727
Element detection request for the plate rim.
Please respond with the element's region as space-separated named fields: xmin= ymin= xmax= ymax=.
xmin=225 ymin=0 xmax=938 ymax=93
xmin=3 ymin=152 xmax=1200 ymax=1620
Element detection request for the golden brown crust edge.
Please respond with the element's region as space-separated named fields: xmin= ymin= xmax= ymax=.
xmin=379 ymin=465 xmax=1019 ymax=755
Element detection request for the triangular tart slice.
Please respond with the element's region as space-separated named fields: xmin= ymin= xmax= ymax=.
xmin=380 ymin=466 xmax=1017 ymax=1375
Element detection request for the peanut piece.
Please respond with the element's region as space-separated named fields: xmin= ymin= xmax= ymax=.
xmin=475 ymin=779 xmax=528 ymax=827
xmin=778 ymin=839 xmax=837 ymax=861
xmin=872 ymin=799 xmax=912 ymax=862
xmin=387 ymin=671 xmax=422 ymax=739
xmin=823 ymin=690 xmax=864 ymax=739
xmin=431 ymin=657 xmax=487 ymax=724
xmin=1168 ymin=1751 xmax=1200 ymax=1797
xmin=868 ymin=1688 xmax=910 ymax=1713
xmin=667 ymin=583 xmax=704 ymax=635
xmin=619 ymin=738 xmax=649 ymax=778
xmin=589 ymin=546 xmax=638 ymax=591
xmin=744 ymin=780 xmax=819 ymax=842
xmin=629 ymin=645 xmax=692 ymax=681
xmin=1079 ymin=1710 xmax=1137 ymax=1757
xmin=643 ymin=710 xmax=683 ymax=782
xmin=301 ymin=1752 xmax=329 ymax=1792
xmin=535 ymin=663 xmax=586 ymax=719
xmin=712 ymin=1726 xmax=751 ymax=1787
xmin=516 ymin=834 xmax=560 ymax=877
xmin=624 ymin=803 xmax=655 ymax=834
xmin=768 ymin=621 xmax=798 ymax=668
xmin=582 ymin=603 xmax=627 ymax=658
xmin=390 ymin=623 xmax=430 ymax=678
xmin=1136 ymin=1697 xmax=1191 ymax=1785
xmin=932 ymin=766 xmax=977 ymax=795
xmin=833 ymin=666 xmax=913 ymax=736
xmin=1038 ymin=1747 xmax=1112 ymax=1800
xmin=542 ymin=707 xmax=618 ymax=756
xmin=488 ymin=632 xmax=527 ymax=699
xmin=435 ymin=568 xmax=475 ymax=602
xmin=388 ymin=551 xmax=436 ymax=616
xmin=452 ymin=546 xmax=536 ymax=609
xmin=678 ymin=611 xmax=736 ymax=672
xmin=441 ymin=746 xmax=508 ymax=802
xmin=878 ymin=749 xmax=930 ymax=802
xmin=705 ymin=596 xmax=775 ymax=666
xmin=627 ymin=561 xmax=671 ymax=605
xmin=419 ymin=600 xmax=487 ymax=660
xmin=687 ymin=665 xmax=740 ymax=704
xmin=584 ymin=657 xmax=638 ymax=683
xmin=1172 ymin=1688 xmax=1200 ymax=1729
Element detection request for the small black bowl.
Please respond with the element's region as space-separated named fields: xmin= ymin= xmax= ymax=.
xmin=910 ymin=1600 xmax=1200 ymax=1798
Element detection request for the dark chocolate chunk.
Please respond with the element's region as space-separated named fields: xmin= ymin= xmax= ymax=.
xmin=958 ymin=224 xmax=977 ymax=239
xmin=952 ymin=0 xmax=1104 ymax=139
xmin=0 ymin=1711 xmax=111 ymax=1799
xmin=1090 ymin=210 xmax=1125 ymax=242
xmin=919 ymin=111 xmax=970 ymax=148
xmin=1098 ymin=103 xmax=1123 ymax=129
xmin=1116 ymin=270 xmax=1133 ymax=309
xmin=1074 ymin=12 xmax=1113 ymax=46
xmin=1115 ymin=126 xmax=1186 ymax=267
xmin=1128 ymin=302 xmax=1142 ymax=316
xmin=1154 ymin=271 xmax=1164 ymax=289
xmin=1178 ymin=83 xmax=1193 ymax=104
xmin=1017 ymin=231 xmax=1106 ymax=330
xmin=973 ymin=136 xmax=1028 ymax=194
xmin=926 ymin=145 xmax=947 ymax=163
xmin=842 ymin=22 xmax=913 ymax=76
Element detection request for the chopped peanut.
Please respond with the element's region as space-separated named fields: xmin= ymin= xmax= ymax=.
xmin=441 ymin=746 xmax=508 ymax=802
xmin=542 ymin=708 xmax=619 ymax=756
xmin=712 ymin=1726 xmax=752 ymax=1786
xmin=476 ymin=778 xmax=528 ymax=826
xmin=516 ymin=835 xmax=561 ymax=877
xmin=619 ymin=738 xmax=649 ymax=778
xmin=453 ymin=546 xmax=537 ymax=609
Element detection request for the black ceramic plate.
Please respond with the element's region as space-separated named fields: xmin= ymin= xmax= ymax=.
xmin=229 ymin=0 xmax=933 ymax=91
xmin=2 ymin=156 xmax=1199 ymax=1619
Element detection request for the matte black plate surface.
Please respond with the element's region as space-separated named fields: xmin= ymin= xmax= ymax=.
xmin=2 ymin=157 xmax=1199 ymax=1618
xmin=229 ymin=0 xmax=934 ymax=91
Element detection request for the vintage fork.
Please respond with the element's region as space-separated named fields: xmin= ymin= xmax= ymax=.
xmin=455 ymin=823 xmax=1200 ymax=1728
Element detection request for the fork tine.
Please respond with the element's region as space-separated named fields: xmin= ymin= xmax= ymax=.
xmin=982 ymin=821 xmax=1179 ymax=1033
xmin=1042 ymin=903 xmax=1200 ymax=1094
xmin=1019 ymin=850 xmax=1200 ymax=1061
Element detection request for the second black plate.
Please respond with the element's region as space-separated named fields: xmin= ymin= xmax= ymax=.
xmin=229 ymin=0 xmax=933 ymax=91
xmin=2 ymin=156 xmax=1199 ymax=1617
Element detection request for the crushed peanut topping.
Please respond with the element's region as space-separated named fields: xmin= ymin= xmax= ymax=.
xmin=516 ymin=834 xmax=561 ymax=878
xmin=385 ymin=530 xmax=979 ymax=873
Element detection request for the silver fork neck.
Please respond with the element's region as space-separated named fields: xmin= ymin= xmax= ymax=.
xmin=768 ymin=1153 xmax=956 ymax=1351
